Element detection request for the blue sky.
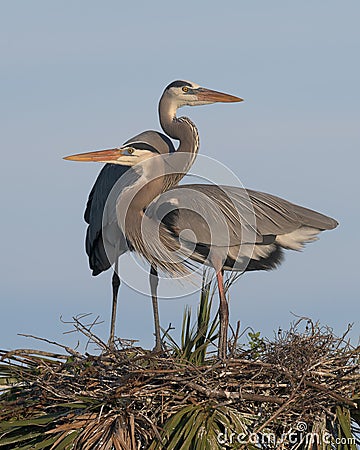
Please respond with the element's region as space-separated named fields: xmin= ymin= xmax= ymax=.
xmin=1 ymin=1 xmax=359 ymax=351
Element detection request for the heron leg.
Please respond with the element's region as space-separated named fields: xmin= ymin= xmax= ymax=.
xmin=150 ymin=265 xmax=162 ymax=352
xmin=216 ymin=269 xmax=228 ymax=359
xmin=108 ymin=258 xmax=120 ymax=348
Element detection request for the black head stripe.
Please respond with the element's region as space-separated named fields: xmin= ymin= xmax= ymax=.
xmin=166 ymin=80 xmax=192 ymax=90
xmin=126 ymin=142 xmax=160 ymax=154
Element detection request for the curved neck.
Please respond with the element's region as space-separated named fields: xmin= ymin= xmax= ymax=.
xmin=117 ymin=159 xmax=169 ymax=268
xmin=118 ymin=161 xmax=164 ymax=216
xmin=116 ymin=159 xmax=164 ymax=240
xmin=159 ymin=95 xmax=199 ymax=189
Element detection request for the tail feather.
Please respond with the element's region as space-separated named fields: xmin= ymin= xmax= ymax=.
xmin=276 ymin=226 xmax=320 ymax=250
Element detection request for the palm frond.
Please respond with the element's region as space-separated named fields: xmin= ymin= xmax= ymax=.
xmin=164 ymin=270 xmax=219 ymax=364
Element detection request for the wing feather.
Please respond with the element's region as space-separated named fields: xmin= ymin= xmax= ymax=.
xmin=149 ymin=184 xmax=337 ymax=250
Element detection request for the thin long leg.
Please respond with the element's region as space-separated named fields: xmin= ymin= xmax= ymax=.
xmin=216 ymin=269 xmax=228 ymax=359
xmin=150 ymin=265 xmax=162 ymax=352
xmin=108 ymin=258 xmax=120 ymax=348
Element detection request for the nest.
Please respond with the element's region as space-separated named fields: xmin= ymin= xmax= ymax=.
xmin=0 ymin=315 xmax=359 ymax=449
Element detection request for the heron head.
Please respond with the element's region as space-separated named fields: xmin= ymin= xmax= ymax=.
xmin=163 ymin=80 xmax=243 ymax=108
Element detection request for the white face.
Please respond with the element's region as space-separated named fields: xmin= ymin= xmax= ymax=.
xmin=165 ymin=81 xmax=213 ymax=107
xmin=113 ymin=146 xmax=155 ymax=166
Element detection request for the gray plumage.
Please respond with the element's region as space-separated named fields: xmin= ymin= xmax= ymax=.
xmin=144 ymin=184 xmax=338 ymax=274
xmin=84 ymin=131 xmax=175 ymax=276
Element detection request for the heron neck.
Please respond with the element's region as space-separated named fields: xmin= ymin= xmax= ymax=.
xmin=123 ymin=164 xmax=163 ymax=209
xmin=158 ymin=96 xmax=199 ymax=188
xmin=116 ymin=159 xmax=164 ymax=235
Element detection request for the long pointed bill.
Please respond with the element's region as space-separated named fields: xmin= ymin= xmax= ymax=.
xmin=63 ymin=148 xmax=122 ymax=163
xmin=196 ymin=88 xmax=243 ymax=103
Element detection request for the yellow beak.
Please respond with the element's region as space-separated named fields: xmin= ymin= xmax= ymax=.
xmin=63 ymin=148 xmax=123 ymax=163
xmin=196 ymin=88 xmax=243 ymax=103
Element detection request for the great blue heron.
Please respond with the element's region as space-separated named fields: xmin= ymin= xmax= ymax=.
xmin=65 ymin=81 xmax=338 ymax=359
xmin=65 ymin=80 xmax=242 ymax=350
xmin=83 ymin=131 xmax=175 ymax=350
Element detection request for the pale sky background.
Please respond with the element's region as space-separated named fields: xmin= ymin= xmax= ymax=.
xmin=1 ymin=1 xmax=359 ymax=352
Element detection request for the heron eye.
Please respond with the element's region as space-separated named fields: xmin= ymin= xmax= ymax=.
xmin=182 ymin=86 xmax=189 ymax=93
xmin=127 ymin=148 xmax=134 ymax=155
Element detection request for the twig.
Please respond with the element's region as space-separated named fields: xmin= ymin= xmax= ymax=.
xmin=71 ymin=316 xmax=109 ymax=350
xmin=253 ymin=372 xmax=308 ymax=436
xmin=184 ymin=381 xmax=285 ymax=404
xmin=18 ymin=334 xmax=83 ymax=358
xmin=304 ymin=380 xmax=357 ymax=408
xmin=0 ymin=348 xmax=68 ymax=361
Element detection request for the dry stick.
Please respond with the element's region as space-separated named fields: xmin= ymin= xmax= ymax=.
xmin=17 ymin=333 xmax=83 ymax=358
xmin=229 ymin=320 xmax=241 ymax=356
xmin=129 ymin=414 xmax=136 ymax=450
xmin=61 ymin=313 xmax=103 ymax=333
xmin=185 ymin=381 xmax=285 ymax=404
xmin=304 ymin=380 xmax=357 ymax=408
xmin=0 ymin=348 xmax=68 ymax=362
xmin=84 ymin=315 xmax=106 ymax=352
xmin=336 ymin=323 xmax=354 ymax=349
xmin=71 ymin=316 xmax=109 ymax=350
xmin=229 ymin=382 xmax=289 ymax=389
xmin=228 ymin=359 xmax=275 ymax=368
xmin=252 ymin=372 xmax=308 ymax=438
xmin=129 ymin=368 xmax=187 ymax=374
xmin=138 ymin=412 xmax=163 ymax=443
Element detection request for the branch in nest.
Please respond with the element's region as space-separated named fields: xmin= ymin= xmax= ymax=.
xmin=184 ymin=381 xmax=286 ymax=404
xmin=304 ymin=380 xmax=358 ymax=408
xmin=17 ymin=334 xmax=83 ymax=358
